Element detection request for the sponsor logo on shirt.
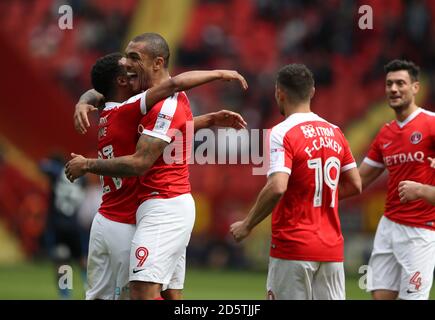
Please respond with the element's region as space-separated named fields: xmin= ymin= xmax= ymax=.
xmin=300 ymin=124 xmax=317 ymax=138
xmin=383 ymin=151 xmax=425 ymax=166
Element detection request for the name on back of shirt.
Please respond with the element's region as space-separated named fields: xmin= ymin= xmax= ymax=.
xmin=300 ymin=124 xmax=342 ymax=158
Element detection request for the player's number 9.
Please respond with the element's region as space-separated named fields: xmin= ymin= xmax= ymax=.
xmin=307 ymin=157 xmax=341 ymax=208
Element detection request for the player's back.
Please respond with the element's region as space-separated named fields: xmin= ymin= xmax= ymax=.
xmin=268 ymin=112 xmax=356 ymax=262
xmin=97 ymin=93 xmax=147 ymax=224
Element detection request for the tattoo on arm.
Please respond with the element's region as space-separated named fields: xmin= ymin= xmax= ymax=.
xmin=87 ymin=135 xmax=168 ymax=177
xmin=79 ymin=89 xmax=105 ymax=108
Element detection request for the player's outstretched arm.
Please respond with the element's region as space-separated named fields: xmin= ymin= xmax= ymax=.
xmin=398 ymin=181 xmax=435 ymax=205
xmin=74 ymin=89 xmax=104 ymax=134
xmin=230 ymin=172 xmax=289 ymax=242
xmin=74 ymin=71 xmax=247 ymax=134
xmin=145 ymin=70 xmax=248 ymax=112
xmin=193 ymin=110 xmax=247 ymax=131
xmin=338 ymin=167 xmax=362 ymax=200
xmin=359 ymin=162 xmax=384 ymax=191
xmin=65 ymin=135 xmax=167 ymax=181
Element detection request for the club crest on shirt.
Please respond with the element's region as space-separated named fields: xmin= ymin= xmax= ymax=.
xmin=410 ymin=131 xmax=422 ymax=144
xmin=300 ymin=124 xmax=317 ymax=138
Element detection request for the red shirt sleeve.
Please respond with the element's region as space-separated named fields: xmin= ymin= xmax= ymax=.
xmin=139 ymin=93 xmax=188 ymax=143
xmin=267 ymin=127 xmax=293 ymax=177
xmin=338 ymin=129 xmax=357 ymax=172
xmin=364 ymin=130 xmax=385 ymax=168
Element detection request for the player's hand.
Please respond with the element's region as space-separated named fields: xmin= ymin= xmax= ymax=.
xmin=65 ymin=153 xmax=88 ymax=182
xmin=230 ymin=220 xmax=251 ymax=242
xmin=217 ymin=70 xmax=248 ymax=90
xmin=428 ymin=157 xmax=435 ymax=169
xmin=212 ymin=110 xmax=247 ymax=129
xmin=398 ymin=180 xmax=422 ymax=203
xmin=74 ymin=103 xmax=98 ymax=134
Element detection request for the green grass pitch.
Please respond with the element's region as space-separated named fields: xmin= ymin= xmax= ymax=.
xmin=0 ymin=262 xmax=433 ymax=300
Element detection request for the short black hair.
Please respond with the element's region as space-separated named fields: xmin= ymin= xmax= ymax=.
xmin=384 ymin=59 xmax=420 ymax=82
xmin=91 ymin=52 xmax=125 ymax=98
xmin=277 ymin=64 xmax=315 ymax=102
xmin=132 ymin=33 xmax=170 ymax=68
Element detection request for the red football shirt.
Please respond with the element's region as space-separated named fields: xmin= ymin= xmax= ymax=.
xmin=97 ymin=92 xmax=147 ymax=224
xmin=268 ymin=112 xmax=356 ymax=262
xmin=364 ymin=108 xmax=435 ymax=230
xmin=137 ymin=92 xmax=193 ymax=203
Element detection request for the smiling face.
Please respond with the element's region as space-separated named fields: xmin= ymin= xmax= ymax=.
xmin=385 ymin=70 xmax=419 ymax=111
xmin=124 ymin=41 xmax=157 ymax=93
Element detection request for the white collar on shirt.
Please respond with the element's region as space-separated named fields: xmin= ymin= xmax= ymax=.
xmin=395 ymin=107 xmax=422 ymax=128
xmin=103 ymin=101 xmax=122 ymax=111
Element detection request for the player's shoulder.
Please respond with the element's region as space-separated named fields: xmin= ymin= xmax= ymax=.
xmin=124 ymin=91 xmax=146 ymax=105
xmin=272 ymin=112 xmax=317 ymax=132
xmin=377 ymin=120 xmax=394 ymax=134
xmin=419 ymin=108 xmax=435 ymax=119
xmin=176 ymin=91 xmax=190 ymax=109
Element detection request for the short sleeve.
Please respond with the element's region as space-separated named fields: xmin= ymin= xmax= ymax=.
xmin=267 ymin=128 xmax=292 ymax=177
xmin=139 ymin=93 xmax=184 ymax=143
xmin=363 ymin=131 xmax=385 ymax=168
xmin=340 ymin=133 xmax=357 ymax=173
xmin=124 ymin=90 xmax=148 ymax=115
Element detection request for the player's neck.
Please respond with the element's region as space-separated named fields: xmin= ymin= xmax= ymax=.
xmin=106 ymin=91 xmax=130 ymax=104
xmin=395 ymin=103 xmax=419 ymax=122
xmin=284 ymin=103 xmax=311 ymax=118
xmin=150 ymin=69 xmax=170 ymax=87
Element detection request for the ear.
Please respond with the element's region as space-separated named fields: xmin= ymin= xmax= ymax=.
xmin=412 ymin=81 xmax=420 ymax=95
xmin=310 ymin=87 xmax=315 ymax=99
xmin=153 ymin=57 xmax=165 ymax=71
xmin=275 ymin=85 xmax=283 ymax=101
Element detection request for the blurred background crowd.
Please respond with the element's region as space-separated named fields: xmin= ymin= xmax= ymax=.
xmin=0 ymin=0 xmax=435 ymax=289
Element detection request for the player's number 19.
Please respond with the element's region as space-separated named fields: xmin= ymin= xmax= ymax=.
xmin=307 ymin=157 xmax=341 ymax=208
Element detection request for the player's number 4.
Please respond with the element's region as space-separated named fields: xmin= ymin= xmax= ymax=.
xmin=307 ymin=157 xmax=341 ymax=208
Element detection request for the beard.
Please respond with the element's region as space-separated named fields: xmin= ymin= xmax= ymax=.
xmin=388 ymin=97 xmax=412 ymax=112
